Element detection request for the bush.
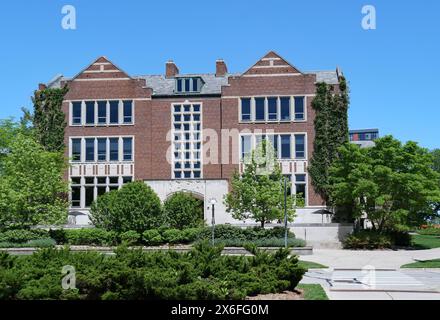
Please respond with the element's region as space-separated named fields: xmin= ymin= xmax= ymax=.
xmin=343 ymin=230 xmax=392 ymax=249
xmin=0 ymin=238 xmax=56 ymax=248
xmin=142 ymin=230 xmax=163 ymax=246
xmin=196 ymin=225 xmax=296 ymax=242
xmin=120 ymin=231 xmax=141 ymax=245
xmin=387 ymin=229 xmax=411 ymax=247
xmin=0 ymin=243 xmax=306 ymax=300
xmin=90 ymin=182 xmax=163 ymax=233
xmin=64 ymin=228 xmax=117 ymax=246
xmin=0 ymin=229 xmax=49 ymax=243
xmin=210 ymin=237 xmax=306 ymax=248
xmin=417 ymin=227 xmax=440 ymax=236
xmin=162 ymin=229 xmax=184 ymax=244
xmin=164 ymin=192 xmax=205 ymax=229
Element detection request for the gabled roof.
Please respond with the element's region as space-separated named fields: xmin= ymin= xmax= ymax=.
xmin=69 ymin=56 xmax=131 ymax=82
xmin=242 ymin=51 xmax=303 ymax=76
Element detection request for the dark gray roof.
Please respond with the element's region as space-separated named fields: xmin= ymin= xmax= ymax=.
xmin=47 ymin=71 xmax=340 ymax=93
xmin=133 ymin=73 xmax=239 ymax=96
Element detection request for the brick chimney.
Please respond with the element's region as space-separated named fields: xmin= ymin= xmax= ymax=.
xmin=166 ymin=60 xmax=179 ymax=78
xmin=216 ymin=59 xmax=228 ymax=77
xmin=38 ymin=83 xmax=47 ymax=91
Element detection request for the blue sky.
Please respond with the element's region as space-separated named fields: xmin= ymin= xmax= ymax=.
xmin=0 ymin=0 xmax=438 ymax=149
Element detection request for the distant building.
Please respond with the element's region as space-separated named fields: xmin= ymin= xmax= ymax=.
xmin=349 ymin=129 xmax=379 ymax=148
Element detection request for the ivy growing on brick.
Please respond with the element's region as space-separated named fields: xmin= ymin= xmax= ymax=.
xmin=32 ymin=86 xmax=69 ymax=152
xmin=308 ymin=76 xmax=349 ymax=201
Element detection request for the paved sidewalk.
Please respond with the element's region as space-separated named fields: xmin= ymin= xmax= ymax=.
xmin=302 ymin=248 xmax=440 ymax=269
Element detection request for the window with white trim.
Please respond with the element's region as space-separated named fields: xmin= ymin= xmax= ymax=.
xmin=175 ymin=77 xmax=202 ymax=93
xmin=71 ymin=100 xmax=134 ymax=126
xmin=172 ymin=103 xmax=202 ymax=179
xmin=239 ymin=96 xmax=305 ymax=122
xmin=294 ymin=174 xmax=307 ymax=202
xmin=239 ymin=134 xmax=306 ymax=160
xmin=69 ymin=137 xmax=133 ymax=163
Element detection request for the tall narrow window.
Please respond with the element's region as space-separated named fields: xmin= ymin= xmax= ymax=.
xmin=192 ymin=78 xmax=199 ymax=92
xmin=184 ymin=78 xmax=191 ymax=92
xmin=268 ymin=97 xmax=277 ymax=121
xmin=85 ymin=186 xmax=94 ymax=208
xmin=109 ymin=138 xmax=119 ymax=161
xmin=267 ymin=135 xmax=279 ymax=157
xmin=280 ymin=97 xmax=290 ymax=121
xmin=109 ymin=101 xmax=119 ymax=124
xmin=241 ymin=135 xmax=251 ymax=160
xmin=295 ymin=134 xmax=305 ymax=159
xmin=295 ymin=174 xmax=307 ymax=202
xmin=123 ymin=137 xmax=133 ymax=161
xmin=71 ymin=139 xmax=81 ymax=162
xmin=72 ymin=102 xmax=82 ymax=125
xmin=97 ymin=101 xmax=107 ymax=124
xmin=294 ymin=97 xmax=305 ymax=120
xmin=176 ymin=79 xmax=182 ymax=92
xmin=85 ymin=101 xmax=95 ymax=124
xmin=85 ymin=138 xmax=95 ymax=162
xmin=255 ymin=98 xmax=265 ymax=121
xmin=97 ymin=138 xmax=107 ymax=161
xmin=71 ymin=184 xmax=81 ymax=208
xmin=241 ymin=98 xmax=251 ymax=121
xmin=123 ymin=101 xmax=133 ymax=123
xmin=280 ymin=135 xmax=291 ymax=159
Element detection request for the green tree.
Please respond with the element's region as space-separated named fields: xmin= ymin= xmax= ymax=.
xmin=0 ymin=134 xmax=68 ymax=229
xmin=224 ymin=140 xmax=299 ymax=228
xmin=431 ymin=149 xmax=440 ymax=213
xmin=328 ymin=136 xmax=440 ymax=232
xmin=32 ymin=86 xmax=68 ymax=152
xmin=309 ymin=77 xmax=349 ymax=201
xmin=164 ymin=192 xmax=204 ymax=229
xmin=90 ymin=181 xmax=163 ymax=233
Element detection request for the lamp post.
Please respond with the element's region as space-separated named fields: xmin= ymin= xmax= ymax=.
xmin=209 ymin=198 xmax=217 ymax=246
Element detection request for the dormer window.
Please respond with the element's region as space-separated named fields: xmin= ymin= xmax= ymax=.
xmin=175 ymin=77 xmax=202 ymax=93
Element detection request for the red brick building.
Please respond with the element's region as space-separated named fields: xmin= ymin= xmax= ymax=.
xmin=46 ymin=51 xmax=342 ymax=225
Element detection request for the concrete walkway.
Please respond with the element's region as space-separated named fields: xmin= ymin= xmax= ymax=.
xmin=302 ymin=248 xmax=440 ymax=269
xmin=299 ymin=247 xmax=440 ymax=300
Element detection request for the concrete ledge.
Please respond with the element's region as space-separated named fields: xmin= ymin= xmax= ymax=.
xmin=0 ymin=245 xmax=313 ymax=256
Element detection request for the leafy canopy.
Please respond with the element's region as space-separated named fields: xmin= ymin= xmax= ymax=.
xmin=90 ymin=181 xmax=163 ymax=233
xmin=224 ymin=140 xmax=300 ymax=228
xmin=0 ymin=134 xmax=68 ymax=229
xmin=164 ymin=192 xmax=205 ymax=229
xmin=328 ymin=136 xmax=440 ymax=232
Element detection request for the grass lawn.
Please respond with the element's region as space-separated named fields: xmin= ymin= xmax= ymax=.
xmin=297 ymin=284 xmax=328 ymax=300
xmin=298 ymin=260 xmax=328 ymax=269
xmin=401 ymin=259 xmax=440 ymax=268
xmin=411 ymin=234 xmax=440 ymax=249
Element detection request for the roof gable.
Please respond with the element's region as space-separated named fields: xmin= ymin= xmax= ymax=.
xmin=70 ymin=56 xmax=131 ymax=82
xmin=242 ymin=51 xmax=302 ymax=76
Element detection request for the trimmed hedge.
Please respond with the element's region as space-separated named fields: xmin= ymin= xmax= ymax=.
xmin=343 ymin=229 xmax=411 ymax=249
xmin=0 ymin=243 xmax=306 ymax=300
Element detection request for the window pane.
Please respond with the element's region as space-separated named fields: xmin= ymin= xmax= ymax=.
xmin=85 ymin=101 xmax=95 ymax=124
xmin=295 ymin=174 xmax=306 ymax=182
xmin=241 ymin=98 xmax=251 ymax=121
xmin=123 ymin=137 xmax=133 ymax=161
xmin=295 ymin=134 xmax=305 ymax=158
xmin=174 ymin=105 xmax=181 ymax=112
xmin=109 ymin=101 xmax=119 ymax=124
xmin=85 ymin=186 xmax=94 ymax=207
xmin=85 ymin=138 xmax=95 ymax=162
xmin=192 ymin=78 xmax=199 ymax=91
xmin=123 ymin=176 xmax=132 ymax=184
xmin=97 ymin=187 xmax=106 ymax=197
xmin=194 ymin=171 xmax=201 ymax=178
xmin=255 ymin=98 xmax=265 ymax=121
xmin=185 ymin=79 xmax=190 ymax=92
xmin=193 ymin=104 xmax=200 ymax=112
xmin=97 ymin=101 xmax=107 ymax=124
xmin=280 ymin=97 xmax=290 ymax=121
xmin=241 ymin=136 xmax=251 ymax=159
xmin=123 ymin=101 xmax=133 ymax=123
xmin=294 ymin=97 xmax=305 ymax=120
xmin=72 ymin=102 xmax=82 ymax=124
xmin=268 ymin=97 xmax=277 ymax=121
xmin=295 ymin=183 xmax=306 ymax=198
xmin=184 ymin=171 xmax=191 ymax=178
xmin=280 ymin=135 xmax=291 ymax=159
xmin=174 ymin=171 xmax=182 ymax=178
xmin=71 ymin=177 xmax=81 ymax=185
xmin=97 ymin=138 xmax=106 ymax=161
xmin=109 ymin=177 xmax=119 ymax=184
xmin=71 ymin=187 xmax=81 ymax=207
xmin=97 ymin=177 xmax=106 ymax=184
xmin=72 ymin=139 xmax=81 ymax=161
xmin=268 ymin=135 xmax=278 ymax=156
xmin=109 ymin=138 xmax=119 ymax=161
xmin=177 ymin=79 xmax=182 ymax=92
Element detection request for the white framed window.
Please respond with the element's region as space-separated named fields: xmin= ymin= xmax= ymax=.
xmin=70 ymin=99 xmax=135 ymax=126
xmin=69 ymin=136 xmax=134 ymax=163
xmin=172 ymin=102 xmax=202 ymax=179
